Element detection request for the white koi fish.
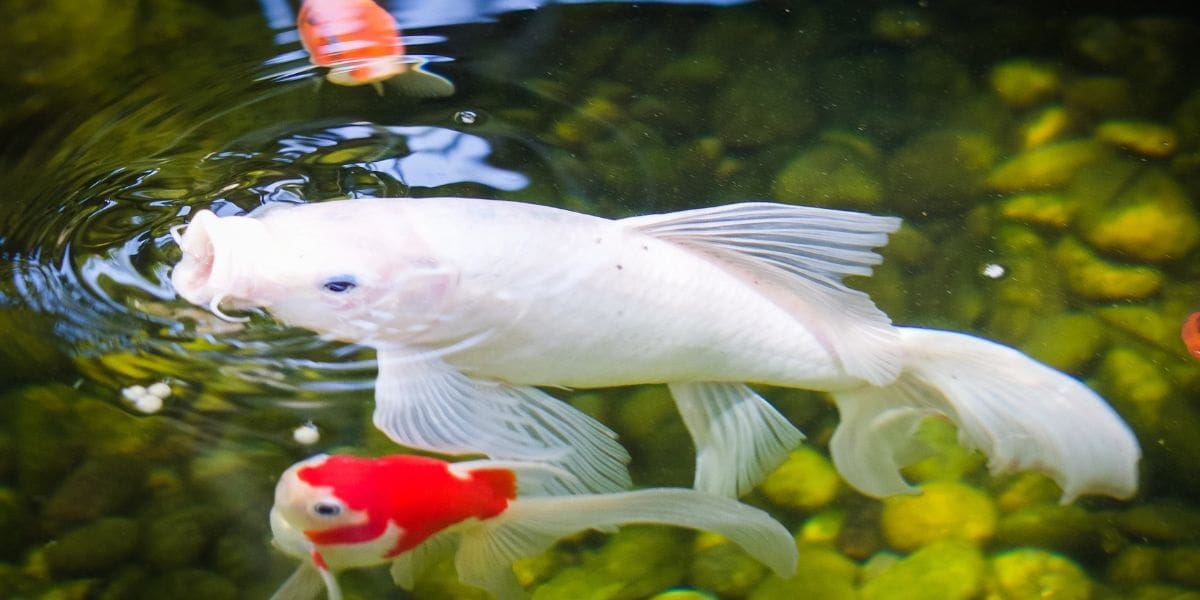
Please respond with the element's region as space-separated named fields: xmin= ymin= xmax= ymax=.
xmin=171 ymin=198 xmax=1140 ymax=501
xmin=268 ymin=453 xmax=797 ymax=599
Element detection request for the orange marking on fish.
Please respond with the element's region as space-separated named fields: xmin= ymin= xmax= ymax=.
xmin=1182 ymin=311 xmax=1200 ymax=360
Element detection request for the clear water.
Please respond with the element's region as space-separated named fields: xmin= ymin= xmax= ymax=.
xmin=1 ymin=1 xmax=1199 ymax=598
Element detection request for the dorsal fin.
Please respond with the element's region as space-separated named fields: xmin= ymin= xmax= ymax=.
xmin=622 ymin=202 xmax=903 ymax=385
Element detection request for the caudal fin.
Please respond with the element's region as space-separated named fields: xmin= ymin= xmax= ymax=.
xmin=452 ymin=489 xmax=798 ymax=600
xmin=828 ymin=327 xmax=1140 ymax=502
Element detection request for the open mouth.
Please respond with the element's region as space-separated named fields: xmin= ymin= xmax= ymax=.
xmin=170 ymin=210 xmax=266 ymax=321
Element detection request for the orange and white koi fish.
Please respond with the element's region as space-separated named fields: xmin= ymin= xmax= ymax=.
xmin=297 ymin=0 xmax=454 ymax=96
xmin=1182 ymin=311 xmax=1200 ymax=360
xmin=172 ymin=198 xmax=1141 ymax=502
xmin=268 ymin=454 xmax=797 ymax=600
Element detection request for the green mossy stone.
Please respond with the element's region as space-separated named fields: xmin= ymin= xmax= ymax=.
xmin=1063 ymin=77 xmax=1137 ymax=122
xmin=995 ymin=473 xmax=1064 ymax=513
xmin=141 ymin=507 xmax=220 ymax=571
xmin=798 ymin=509 xmax=845 ymax=545
xmin=748 ymin=544 xmax=858 ymax=600
xmin=534 ymin=527 xmax=688 ymax=600
xmin=188 ymin=448 xmax=289 ymax=514
xmin=1107 ymin=545 xmax=1161 ymax=586
xmin=1095 ymin=120 xmax=1178 ymax=158
xmin=989 ymin=60 xmax=1061 ymax=108
xmin=1018 ymin=105 xmax=1072 ymax=149
xmin=0 ymin=488 xmax=32 ymax=561
xmin=687 ymin=534 xmax=769 ymax=598
xmin=860 ymin=541 xmax=985 ymax=600
xmin=136 ymin=568 xmax=237 ymax=600
xmin=998 ymin=192 xmax=1079 ymax=229
xmin=995 ymin=504 xmax=1099 ymax=555
xmin=649 ymin=591 xmax=718 ymax=600
xmin=1108 ymin=499 xmax=1200 ymax=547
xmin=41 ymin=456 xmax=145 ymax=533
xmin=1055 ymin=237 xmax=1164 ymax=302
xmin=1096 ymin=347 xmax=1173 ymax=425
xmin=899 ymin=417 xmax=986 ymax=485
xmin=1075 ymin=168 xmax=1200 ymax=263
xmin=1161 ymin=546 xmax=1200 ymax=587
xmin=986 ymin=548 xmax=1093 ymax=600
xmin=1093 ymin=305 xmax=1181 ymax=353
xmin=880 ymin=482 xmax=997 ymax=552
xmin=772 ymin=138 xmax=883 ymax=210
xmin=759 ymin=447 xmax=841 ymax=513
xmin=986 ymin=140 xmax=1106 ymax=192
xmin=886 ymin=129 xmax=998 ymax=216
xmin=45 ymin=517 xmax=140 ymax=577
xmin=0 ymin=310 xmax=71 ymax=387
xmin=12 ymin=385 xmax=84 ymax=498
xmin=1019 ymin=312 xmax=1108 ymax=373
xmin=712 ymin=65 xmax=817 ymax=149
xmin=1126 ymin=584 xmax=1200 ymax=600
xmin=983 ymin=225 xmax=1067 ymax=344
xmin=36 ymin=579 xmax=100 ymax=600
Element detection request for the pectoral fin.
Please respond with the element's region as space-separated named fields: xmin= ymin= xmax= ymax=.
xmin=269 ymin=563 xmax=331 ymax=600
xmin=391 ymin=530 xmax=458 ymax=590
xmin=390 ymin=61 xmax=455 ymax=97
xmin=374 ymin=345 xmax=631 ymax=495
xmin=669 ymin=382 xmax=804 ymax=497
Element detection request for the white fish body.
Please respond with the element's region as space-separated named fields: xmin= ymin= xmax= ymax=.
xmin=172 ymin=198 xmax=1141 ymax=502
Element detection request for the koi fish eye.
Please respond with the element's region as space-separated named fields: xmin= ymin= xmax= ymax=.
xmin=310 ymin=498 xmax=346 ymax=518
xmin=322 ymin=276 xmax=358 ymax=293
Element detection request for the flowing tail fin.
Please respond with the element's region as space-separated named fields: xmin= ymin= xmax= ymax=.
xmin=828 ymin=327 xmax=1140 ymax=502
xmin=451 ymin=489 xmax=798 ymax=600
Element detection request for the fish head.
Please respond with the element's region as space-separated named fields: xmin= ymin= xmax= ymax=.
xmin=171 ymin=202 xmax=456 ymax=343
xmin=274 ymin=454 xmax=372 ymax=537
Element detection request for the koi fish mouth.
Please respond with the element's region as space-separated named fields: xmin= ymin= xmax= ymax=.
xmin=170 ymin=210 xmax=268 ymax=321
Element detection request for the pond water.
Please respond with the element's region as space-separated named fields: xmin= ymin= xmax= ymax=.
xmin=2 ymin=1 xmax=1200 ymax=598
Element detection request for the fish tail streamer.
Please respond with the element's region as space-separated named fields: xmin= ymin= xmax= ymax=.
xmin=453 ymin=489 xmax=798 ymax=600
xmin=827 ymin=327 xmax=1140 ymax=502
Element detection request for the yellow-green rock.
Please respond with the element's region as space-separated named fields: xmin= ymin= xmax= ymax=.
xmin=44 ymin=518 xmax=140 ymax=576
xmin=1116 ymin=502 xmax=1200 ymax=545
xmin=1075 ymin=168 xmax=1200 ymax=262
xmin=986 ymin=140 xmax=1106 ymax=192
xmin=1097 ymin=347 xmax=1172 ymax=425
xmin=985 ymin=548 xmax=1093 ymax=600
xmin=870 ymin=7 xmax=932 ymax=45
xmin=1055 ymin=237 xmax=1164 ymax=302
xmin=1107 ymin=545 xmax=1161 ymax=586
xmin=1019 ymin=312 xmax=1107 ymax=372
xmin=1063 ymin=76 xmax=1136 ymax=121
xmin=1019 ymin=105 xmax=1072 ymax=149
xmin=899 ymin=417 xmax=986 ymax=484
xmin=989 ymin=60 xmax=1060 ymax=108
xmin=688 ymin=532 xmax=768 ymax=597
xmin=886 ymin=129 xmax=998 ymax=215
xmin=994 ymin=504 xmax=1098 ymax=555
xmin=996 ymin=473 xmax=1065 ymax=513
xmin=983 ymin=225 xmax=1068 ymax=343
xmin=759 ymin=447 xmax=841 ymax=513
xmin=772 ymin=138 xmax=883 ymax=210
xmin=798 ymin=509 xmax=845 ymax=545
xmin=1095 ymin=120 xmax=1178 ymax=157
xmin=1162 ymin=546 xmax=1200 ymax=587
xmin=880 ymin=481 xmax=998 ymax=551
xmin=533 ymin=527 xmax=688 ymax=600
xmin=749 ymin=544 xmax=858 ymax=600
xmin=1094 ymin=305 xmax=1182 ymax=353
xmin=1127 ymin=584 xmax=1200 ymax=600
xmin=998 ymin=192 xmax=1078 ymax=229
xmin=861 ymin=541 xmax=985 ymax=600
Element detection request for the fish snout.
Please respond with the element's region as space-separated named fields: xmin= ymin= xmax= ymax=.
xmin=170 ymin=210 xmax=270 ymax=315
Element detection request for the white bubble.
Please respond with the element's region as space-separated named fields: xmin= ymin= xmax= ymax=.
xmin=147 ymin=382 xmax=172 ymax=399
xmin=981 ymin=263 xmax=1007 ymax=279
xmin=121 ymin=385 xmax=147 ymax=401
xmin=133 ymin=394 xmax=163 ymax=414
xmin=293 ymin=422 xmax=321 ymax=445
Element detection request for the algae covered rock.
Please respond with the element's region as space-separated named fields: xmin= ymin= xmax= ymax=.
xmin=712 ymin=65 xmax=817 ymax=149
xmin=861 ymin=541 xmax=986 ymax=600
xmin=1162 ymin=546 xmax=1200 ymax=588
xmin=1097 ymin=346 xmax=1173 ymax=424
xmin=142 ymin=507 xmax=220 ymax=571
xmin=994 ymin=504 xmax=1099 ymax=555
xmin=989 ymin=60 xmax=1061 ymax=108
xmin=899 ymin=417 xmax=986 ymax=485
xmin=137 ymin=568 xmax=237 ymax=600
xmin=1107 ymin=545 xmax=1162 ymax=586
xmin=1075 ymin=168 xmax=1200 ymax=263
xmin=1063 ymin=76 xmax=1137 ymax=122
xmin=749 ymin=544 xmax=858 ymax=600
xmin=879 ymin=481 xmax=997 ymax=552
xmin=1095 ymin=120 xmax=1179 ymax=157
xmin=886 ymin=129 xmax=998 ymax=216
xmin=45 ymin=517 xmax=140 ymax=576
xmin=772 ymin=136 xmax=883 ymax=210
xmin=533 ymin=527 xmax=688 ymax=600
xmin=0 ymin=488 xmax=32 ymax=561
xmin=986 ymin=140 xmax=1106 ymax=192
xmin=998 ymin=192 xmax=1078 ymax=229
xmin=41 ymin=456 xmax=145 ymax=532
xmin=1055 ymin=236 xmax=1164 ymax=302
xmin=758 ymin=447 xmax=841 ymax=513
xmin=688 ymin=532 xmax=768 ymax=598
xmin=1019 ymin=105 xmax=1072 ymax=149
xmin=1018 ymin=312 xmax=1107 ymax=373
xmin=986 ymin=548 xmax=1094 ymax=600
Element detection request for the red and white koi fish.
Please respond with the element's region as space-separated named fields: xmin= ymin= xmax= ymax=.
xmin=297 ymin=0 xmax=454 ymax=96
xmin=268 ymin=454 xmax=797 ymax=600
xmin=1182 ymin=311 xmax=1200 ymax=360
xmin=171 ymin=198 xmax=1140 ymax=502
